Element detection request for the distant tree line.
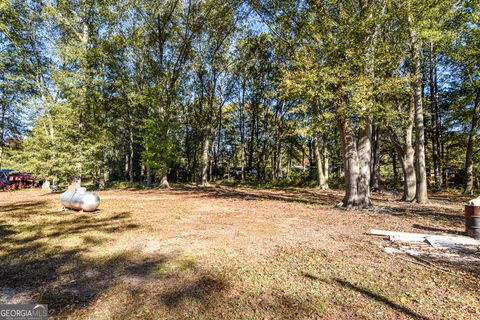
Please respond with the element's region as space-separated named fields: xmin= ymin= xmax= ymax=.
xmin=1 ymin=0 xmax=479 ymax=208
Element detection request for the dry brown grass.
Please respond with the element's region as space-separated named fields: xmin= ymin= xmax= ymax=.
xmin=0 ymin=185 xmax=479 ymax=319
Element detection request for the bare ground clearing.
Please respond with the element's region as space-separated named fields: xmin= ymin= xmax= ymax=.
xmin=0 ymin=185 xmax=479 ymax=319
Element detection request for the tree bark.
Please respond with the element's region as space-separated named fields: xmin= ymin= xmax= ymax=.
xmin=247 ymin=103 xmax=256 ymax=175
xmin=239 ymin=83 xmax=246 ymax=180
xmin=357 ymin=124 xmax=372 ymax=206
xmin=370 ymin=126 xmax=381 ymax=191
xmin=146 ymin=166 xmax=152 ymax=187
xmin=201 ymin=131 xmax=210 ymax=186
xmin=403 ymin=100 xmax=417 ymax=201
xmin=70 ymin=163 xmax=82 ymax=190
xmin=214 ymin=104 xmax=222 ymax=178
xmin=124 ymin=152 xmax=129 ymax=181
xmin=98 ymin=154 xmax=105 ymax=190
xmin=160 ymin=173 xmax=170 ymax=188
xmin=277 ymin=143 xmax=282 ymax=178
xmin=388 ymin=98 xmax=416 ymax=201
xmin=323 ymin=141 xmax=329 ymax=183
xmin=354 ymin=0 xmax=385 ymax=204
xmin=402 ymin=147 xmax=416 ymax=201
xmin=392 ymin=151 xmax=398 ymax=184
xmin=314 ymin=137 xmax=328 ymax=189
xmin=128 ymin=122 xmax=134 ymax=183
xmin=429 ymin=45 xmax=441 ymax=189
xmin=410 ymin=26 xmax=428 ymax=203
xmin=464 ymin=89 xmax=480 ymax=195
xmin=0 ymin=100 xmax=5 ymax=170
xmin=339 ymin=117 xmax=369 ymax=208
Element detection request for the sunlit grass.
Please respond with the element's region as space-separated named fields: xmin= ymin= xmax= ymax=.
xmin=0 ymin=187 xmax=479 ymax=319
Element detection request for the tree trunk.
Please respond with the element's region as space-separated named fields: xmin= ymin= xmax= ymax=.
xmin=214 ymin=104 xmax=222 ymax=178
xmin=209 ymin=141 xmax=215 ymax=181
xmin=201 ymin=132 xmax=210 ymax=186
xmin=241 ymin=135 xmax=245 ymax=181
xmin=129 ymin=124 xmax=134 ymax=183
xmin=42 ymin=180 xmax=51 ymax=192
xmin=464 ymin=89 xmax=480 ymax=195
xmin=323 ymin=138 xmax=329 ymax=183
xmin=354 ymin=0 xmax=383 ymax=204
xmin=339 ymin=118 xmax=369 ymax=208
xmin=239 ymin=80 xmax=246 ymax=180
xmin=247 ymin=104 xmax=256 ymax=174
xmin=0 ymin=143 xmax=3 ymax=171
xmin=314 ymin=137 xmax=328 ymax=190
xmin=402 ymin=146 xmax=416 ymax=201
xmin=404 ymin=100 xmax=417 ymax=201
xmin=73 ymin=17 xmax=88 ymax=191
xmin=370 ymin=126 xmax=381 ymax=191
xmin=70 ymin=163 xmax=82 ymax=190
xmin=160 ymin=173 xmax=170 ymax=188
xmin=392 ymin=151 xmax=398 ymax=184
xmin=434 ymin=63 xmax=443 ymax=187
xmin=357 ymin=124 xmax=372 ymax=206
xmin=308 ymin=138 xmax=314 ymax=167
xmin=410 ymin=27 xmax=428 ymax=204
xmin=277 ymin=143 xmax=283 ymax=178
xmin=0 ymin=100 xmax=5 ymax=170
xmin=390 ymin=98 xmax=417 ymax=201
xmin=391 ymin=139 xmax=416 ymax=202
xmin=124 ymin=152 xmax=129 ymax=181
xmin=146 ymin=166 xmax=152 ymax=187
xmin=98 ymin=157 xmax=105 ymax=190
xmin=429 ymin=45 xmax=441 ymax=189
xmin=240 ymin=104 xmax=245 ymax=181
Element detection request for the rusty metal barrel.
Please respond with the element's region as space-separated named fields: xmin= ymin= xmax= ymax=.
xmin=465 ymin=204 xmax=480 ymax=240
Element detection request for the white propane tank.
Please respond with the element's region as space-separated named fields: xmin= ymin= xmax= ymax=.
xmin=60 ymin=187 xmax=100 ymax=212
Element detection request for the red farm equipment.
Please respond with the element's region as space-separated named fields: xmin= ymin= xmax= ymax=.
xmin=0 ymin=170 xmax=36 ymax=190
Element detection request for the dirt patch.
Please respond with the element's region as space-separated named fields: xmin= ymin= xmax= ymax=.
xmin=0 ymin=186 xmax=478 ymax=319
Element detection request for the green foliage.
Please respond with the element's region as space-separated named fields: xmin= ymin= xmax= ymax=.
xmin=141 ymin=117 xmax=181 ymax=178
xmin=1 ymin=0 xmax=478 ymax=192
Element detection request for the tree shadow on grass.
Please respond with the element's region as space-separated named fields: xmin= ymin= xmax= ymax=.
xmin=378 ymin=205 xmax=464 ymax=223
xmin=429 ymin=194 xmax=471 ymax=203
xmin=361 ymin=195 xmax=465 ymax=226
xmin=160 ymin=275 xmax=227 ymax=308
xmin=0 ymin=201 xmax=162 ymax=315
xmin=0 ymin=201 xmax=50 ymax=217
xmin=302 ymin=272 xmax=430 ymax=320
xmin=0 ymin=199 xmax=236 ymax=317
xmin=173 ymin=185 xmax=343 ymax=206
xmin=171 ymin=185 xmax=466 ymax=227
xmin=408 ymin=252 xmax=480 ymax=279
xmin=155 ymin=269 xmax=321 ymax=319
xmin=0 ymin=224 xmax=17 ymax=237
xmin=411 ymin=223 xmax=464 ymax=235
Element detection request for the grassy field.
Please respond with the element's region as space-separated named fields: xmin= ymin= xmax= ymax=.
xmin=0 ymin=186 xmax=479 ymax=319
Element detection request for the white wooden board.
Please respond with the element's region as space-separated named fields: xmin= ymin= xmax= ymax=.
xmin=370 ymin=229 xmax=480 ymax=246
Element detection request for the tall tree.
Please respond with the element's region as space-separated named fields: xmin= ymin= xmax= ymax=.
xmin=446 ymin=0 xmax=480 ymax=195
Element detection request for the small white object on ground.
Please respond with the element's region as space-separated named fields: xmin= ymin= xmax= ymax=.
xmin=382 ymin=247 xmax=461 ymax=258
xmin=390 ymin=235 xmax=427 ymax=243
xmin=383 ymin=247 xmax=403 ymax=254
xmin=370 ymin=229 xmax=431 ymax=238
xmin=424 ymin=237 xmax=465 ymax=251
xmin=405 ymin=250 xmax=460 ymax=258
xmin=373 ymin=230 xmax=479 ymax=265
xmin=370 ymin=229 xmax=480 ymax=250
xmin=467 ymin=196 xmax=480 ymax=206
